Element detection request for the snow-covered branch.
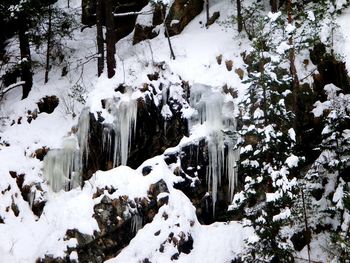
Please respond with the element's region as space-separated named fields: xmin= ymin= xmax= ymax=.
xmin=113 ymin=9 xmax=153 ymax=17
xmin=0 ymin=81 xmax=25 ymax=97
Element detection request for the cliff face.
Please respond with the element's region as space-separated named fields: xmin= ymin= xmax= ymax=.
xmin=82 ymin=0 xmax=204 ymax=43
xmin=2 ymin=0 xmax=350 ymax=262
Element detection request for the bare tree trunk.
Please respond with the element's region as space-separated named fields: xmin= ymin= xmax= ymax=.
xmin=162 ymin=4 xmax=175 ymax=60
xmin=104 ymin=0 xmax=116 ymax=78
xmin=45 ymin=5 xmax=53 ymax=84
xmin=270 ymin=0 xmax=278 ymax=12
xmin=205 ymin=0 xmax=210 ymax=28
xmin=96 ymin=0 xmax=104 ymax=77
xmin=259 ymin=56 xmax=267 ymax=125
xmin=287 ymin=0 xmax=299 ymax=134
xmin=68 ymin=0 xmax=70 ymax=8
xmin=18 ymin=14 xmax=33 ymax=99
xmin=236 ymin=0 xmax=243 ymax=33
xmin=301 ymin=188 xmax=312 ymax=263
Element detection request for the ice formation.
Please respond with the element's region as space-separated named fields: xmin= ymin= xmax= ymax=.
xmin=131 ymin=214 xmax=143 ymax=235
xmin=43 ymin=108 xmax=90 ymax=192
xmin=102 ymin=92 xmax=138 ymax=167
xmin=43 ymin=137 xmax=81 ymax=192
xmin=189 ymin=84 xmax=240 ymax=215
xmin=77 ymin=107 xmax=90 ymax=166
xmin=43 ymin=90 xmax=138 ymax=192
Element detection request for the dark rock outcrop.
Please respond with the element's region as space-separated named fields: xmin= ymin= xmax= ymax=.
xmin=133 ymin=5 xmax=165 ymax=45
xmin=37 ymin=96 xmax=59 ymax=114
xmin=82 ymin=87 xmax=188 ymax=180
xmin=291 ymin=229 xmax=311 ymax=251
xmin=133 ymin=0 xmax=204 ymax=44
xmin=9 ymin=171 xmax=46 ymax=217
xmin=167 ymin=139 xmax=241 ymax=224
xmin=60 ymin=180 xmax=169 ymax=262
xmin=165 ymin=0 xmax=203 ymax=36
xmin=310 ymin=43 xmax=350 ymax=97
xmin=82 ymin=0 xmax=149 ymax=42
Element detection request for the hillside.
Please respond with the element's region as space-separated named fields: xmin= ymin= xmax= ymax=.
xmin=1 ymin=0 xmax=350 ymax=262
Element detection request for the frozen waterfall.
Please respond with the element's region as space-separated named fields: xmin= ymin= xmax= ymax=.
xmin=43 ymin=137 xmax=81 ymax=192
xmin=43 ymin=90 xmax=138 ymax=192
xmin=43 ymin=108 xmax=90 ymax=192
xmin=189 ymin=84 xmax=240 ymax=215
xmin=102 ymin=92 xmax=138 ymax=167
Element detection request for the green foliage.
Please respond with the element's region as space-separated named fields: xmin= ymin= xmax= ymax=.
xmin=232 ymin=6 xmax=303 ymax=261
xmin=69 ymin=83 xmax=86 ymax=105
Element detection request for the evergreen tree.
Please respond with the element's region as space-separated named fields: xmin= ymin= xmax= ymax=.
xmin=232 ymin=10 xmax=301 ymax=262
xmin=1 ymin=0 xmax=75 ymax=94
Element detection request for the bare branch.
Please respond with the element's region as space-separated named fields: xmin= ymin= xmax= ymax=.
xmin=0 ymin=81 xmax=25 ymax=97
xmin=113 ymin=9 xmax=153 ymax=17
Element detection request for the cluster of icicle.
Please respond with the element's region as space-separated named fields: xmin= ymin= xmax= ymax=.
xmin=102 ymin=92 xmax=137 ymax=167
xmin=43 ymin=108 xmax=90 ymax=192
xmin=43 ymin=90 xmax=138 ymax=192
xmin=189 ymin=84 xmax=240 ymax=215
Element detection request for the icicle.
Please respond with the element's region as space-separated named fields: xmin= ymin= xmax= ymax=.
xmin=227 ymin=144 xmax=241 ymax=202
xmin=43 ymin=137 xmax=80 ymax=192
xmin=104 ymin=91 xmax=138 ymax=167
xmin=43 ymin=108 xmax=90 ymax=192
xmin=77 ymin=107 xmax=90 ymax=166
xmin=188 ymin=84 xmax=240 ymax=216
xmin=102 ymin=126 xmax=113 ymax=158
xmin=131 ymin=214 xmax=143 ymax=235
xmin=189 ymin=84 xmax=224 ymax=129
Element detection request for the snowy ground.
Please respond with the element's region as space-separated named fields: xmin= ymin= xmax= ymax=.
xmin=0 ymin=0 xmax=350 ymax=262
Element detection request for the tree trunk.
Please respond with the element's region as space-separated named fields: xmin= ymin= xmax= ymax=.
xmin=18 ymin=14 xmax=33 ymax=99
xmin=104 ymin=0 xmax=116 ymax=78
xmin=301 ymin=188 xmax=312 ymax=263
xmin=287 ymin=0 xmax=300 ymax=136
xmin=162 ymin=4 xmax=175 ymax=60
xmin=259 ymin=56 xmax=267 ymax=125
xmin=45 ymin=5 xmax=53 ymax=84
xmin=237 ymin=0 xmax=243 ymax=33
xmin=96 ymin=0 xmax=104 ymax=77
xmin=270 ymin=0 xmax=278 ymax=12
xmin=205 ymin=0 xmax=210 ymax=28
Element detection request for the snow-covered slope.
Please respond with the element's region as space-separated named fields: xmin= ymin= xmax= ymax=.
xmin=1 ymin=0 xmax=350 ymax=262
xmin=0 ymin=0 xmax=251 ymax=262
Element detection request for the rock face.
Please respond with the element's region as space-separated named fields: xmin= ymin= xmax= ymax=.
xmin=165 ymin=0 xmax=204 ymax=36
xmin=133 ymin=4 xmax=165 ymax=45
xmin=37 ymin=96 xmax=59 ymax=114
xmin=133 ymin=0 xmax=204 ymax=44
xmin=62 ymin=180 xmax=169 ymax=263
xmin=82 ymin=0 xmax=149 ymax=41
xmin=83 ymin=0 xmax=204 ymax=45
xmin=165 ymin=140 xmax=242 ymax=224
xmin=40 ymin=79 xmax=241 ymax=261
xmin=310 ymin=43 xmax=350 ymax=96
xmin=82 ymin=87 xmax=188 ymax=180
xmin=9 ymin=171 xmax=46 ymax=218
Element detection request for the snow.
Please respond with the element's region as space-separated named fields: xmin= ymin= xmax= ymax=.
xmin=268 ymin=11 xmax=281 ymax=22
xmin=335 ymin=7 xmax=350 ymax=72
xmin=285 ymin=154 xmax=299 ymax=168
xmin=276 ymin=41 xmax=290 ymax=54
xmin=312 ymin=100 xmax=331 ymax=117
xmin=1 ymin=0 xmax=349 ymax=262
xmin=285 ymin=23 xmax=296 ymax=35
xmin=272 ymin=208 xmax=291 ymax=222
xmin=307 ymin=11 xmax=315 ymax=22
xmin=109 ymin=189 xmax=254 ymax=263
xmin=288 ymin=128 xmax=296 ymax=142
